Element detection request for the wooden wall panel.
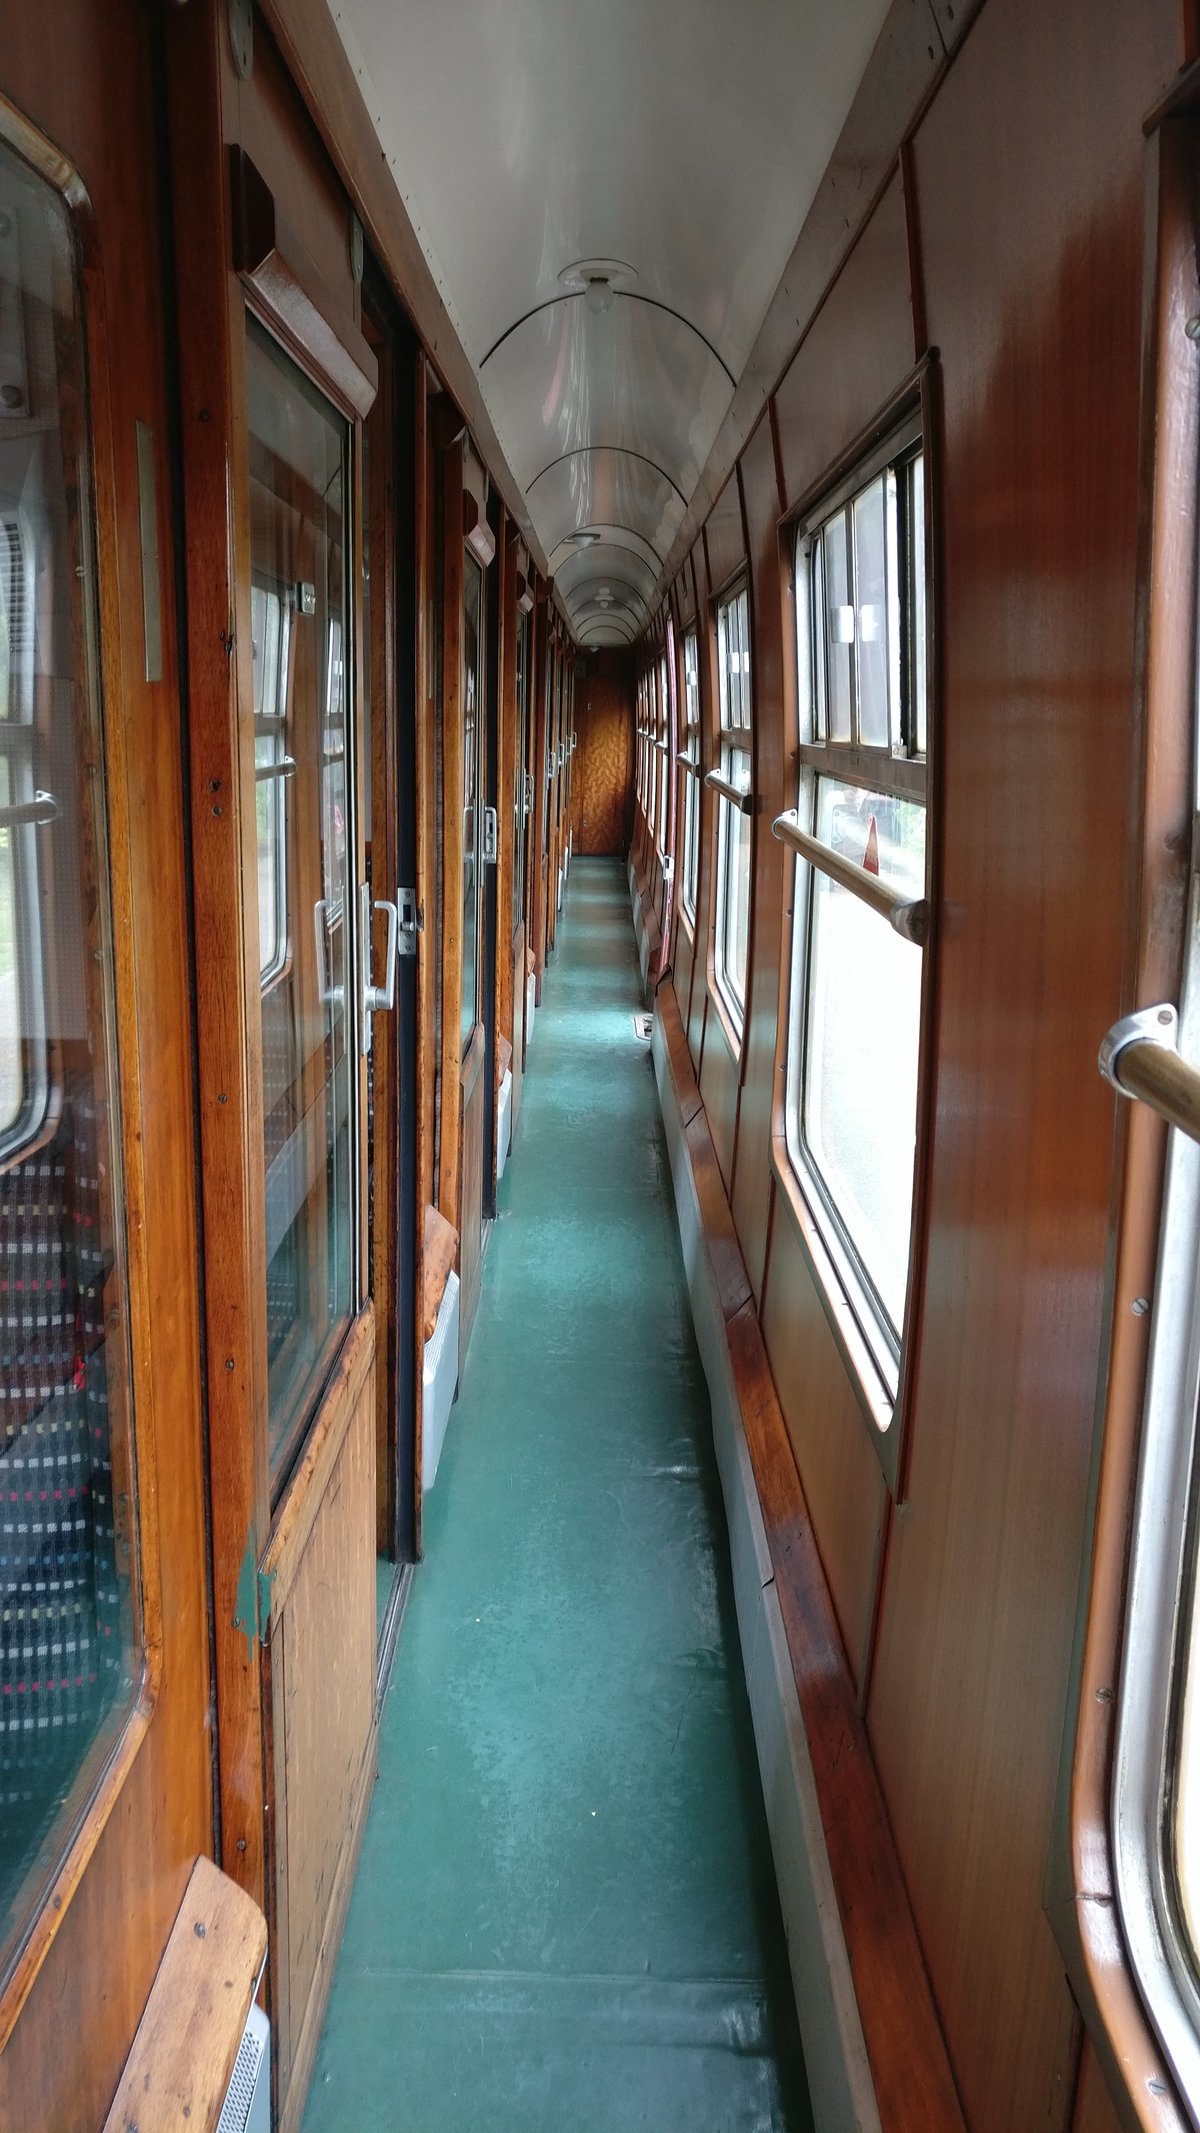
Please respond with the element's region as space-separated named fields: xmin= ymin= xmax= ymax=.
xmin=761 ymin=1214 xmax=886 ymax=1692
xmin=699 ymin=1010 xmax=739 ymax=1194
xmin=576 ymin=651 xmax=634 ymax=853
xmin=1072 ymin=2042 xmax=1125 ymax=2133
xmin=729 ymin=415 xmax=785 ymax=1301
xmin=267 ymin=1326 xmax=376 ymax=2126
xmin=703 ymin=469 xmax=747 ymax=601
xmin=774 ymin=171 xmax=916 ymax=515
xmin=864 ymin=7 xmax=1180 ymax=2133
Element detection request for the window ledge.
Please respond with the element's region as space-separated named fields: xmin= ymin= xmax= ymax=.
xmin=770 ymin=1133 xmax=900 ymax=1481
xmin=706 ymin=972 xmax=744 ymax=1064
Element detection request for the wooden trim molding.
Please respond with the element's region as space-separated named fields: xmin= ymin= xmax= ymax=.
xmin=229 ymin=146 xmax=377 ymax=418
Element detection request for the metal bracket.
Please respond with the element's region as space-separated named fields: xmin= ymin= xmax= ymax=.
xmin=1099 ymin=1003 xmax=1179 ymax=1094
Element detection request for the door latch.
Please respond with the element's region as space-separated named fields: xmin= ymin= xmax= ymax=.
xmin=397 ymin=885 xmax=421 ymax=957
xmin=483 ymin=806 xmax=499 ymax=865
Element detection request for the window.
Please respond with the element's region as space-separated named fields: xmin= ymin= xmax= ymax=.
xmin=680 ymin=628 xmax=700 ymax=924
xmin=461 ymin=553 xmax=482 ymax=1046
xmin=246 ymin=320 xmax=355 ymax=1486
xmin=0 ymin=136 xmax=140 ymax=1965
xmin=783 ymin=425 xmax=927 ymax=1396
xmin=251 ymin=580 xmax=292 ymax=984
xmin=657 ymin=652 xmax=670 ymax=853
xmin=712 ymin=580 xmax=753 ymax=1029
xmin=514 ymin=606 xmax=529 ymax=918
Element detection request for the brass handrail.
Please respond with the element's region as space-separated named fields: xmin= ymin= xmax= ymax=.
xmin=705 ymin=770 xmax=754 ymax=816
xmin=771 ymin=809 xmax=928 ymax=945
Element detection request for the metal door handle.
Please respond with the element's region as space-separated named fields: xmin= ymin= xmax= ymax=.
xmin=483 ymin=806 xmax=499 ymax=865
xmin=360 ymin=883 xmax=399 ymax=1052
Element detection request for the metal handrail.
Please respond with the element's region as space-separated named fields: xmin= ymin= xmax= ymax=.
xmin=705 ymin=770 xmax=754 ymax=816
xmin=254 ymin=755 xmax=297 ymax=783
xmin=0 ymin=789 xmax=61 ymax=830
xmin=1099 ymin=1004 xmax=1200 ymax=1144
xmin=771 ymin=808 xmax=928 ymax=945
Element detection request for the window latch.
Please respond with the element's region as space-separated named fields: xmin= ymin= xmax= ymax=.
xmin=482 ymin=806 xmax=499 ymax=866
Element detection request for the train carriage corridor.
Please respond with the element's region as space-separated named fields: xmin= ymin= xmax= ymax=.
xmin=302 ymin=859 xmax=811 ymax=2133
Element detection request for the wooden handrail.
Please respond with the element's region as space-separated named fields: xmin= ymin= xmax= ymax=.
xmin=772 ymin=808 xmax=928 ymax=945
xmin=705 ymin=770 xmax=754 ymax=816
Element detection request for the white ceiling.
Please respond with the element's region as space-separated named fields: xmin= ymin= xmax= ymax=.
xmin=333 ymin=0 xmax=893 ymax=645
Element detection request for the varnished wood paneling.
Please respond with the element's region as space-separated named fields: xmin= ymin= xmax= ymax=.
xmin=774 ymin=172 xmax=916 ymax=515
xmin=576 ymin=652 xmax=633 ymax=853
xmin=865 ymin=7 xmax=1181 ymax=2133
xmin=761 ymin=1210 xmax=886 ymax=1692
xmin=265 ymin=1316 xmax=375 ymax=2117
xmin=703 ymin=469 xmax=747 ymax=602
xmin=698 ymin=1004 xmax=739 ymax=1194
xmin=1072 ymin=2042 xmax=1126 ymax=2133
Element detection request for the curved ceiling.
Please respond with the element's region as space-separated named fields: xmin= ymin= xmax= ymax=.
xmin=332 ymin=0 xmax=894 ymax=643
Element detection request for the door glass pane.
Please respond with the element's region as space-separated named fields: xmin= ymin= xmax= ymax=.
xmin=461 ymin=554 xmax=482 ymax=1048
xmin=246 ymin=321 xmax=354 ymax=1485
xmin=0 ymin=139 xmax=140 ymax=1955
xmin=802 ymin=777 xmax=925 ymax=1331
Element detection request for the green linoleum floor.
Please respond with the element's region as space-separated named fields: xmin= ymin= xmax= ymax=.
xmin=303 ymin=856 xmax=812 ymax=2133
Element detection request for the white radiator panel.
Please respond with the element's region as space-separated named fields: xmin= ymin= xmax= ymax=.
xmin=423 ymin=1269 xmax=460 ymax=1491
xmin=497 ymin=1067 xmax=513 ymax=1183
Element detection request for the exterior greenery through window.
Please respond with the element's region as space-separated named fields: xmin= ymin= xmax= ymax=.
xmin=713 ymin=580 xmax=752 ymax=1030
xmin=784 ymin=420 xmax=927 ymax=1397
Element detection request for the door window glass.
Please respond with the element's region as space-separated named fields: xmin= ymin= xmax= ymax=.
xmin=0 ymin=136 xmax=140 ymax=1962
xmin=246 ymin=321 xmax=354 ymax=1486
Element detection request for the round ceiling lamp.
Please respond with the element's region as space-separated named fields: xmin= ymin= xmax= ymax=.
xmin=559 ymin=257 xmax=638 ymax=317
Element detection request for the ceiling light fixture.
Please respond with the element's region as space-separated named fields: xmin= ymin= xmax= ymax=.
xmin=571 ymin=528 xmax=602 ymax=546
xmin=559 ymin=256 xmax=638 ymax=309
xmin=584 ymin=273 xmax=614 ymax=317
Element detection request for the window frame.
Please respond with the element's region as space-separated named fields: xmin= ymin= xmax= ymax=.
xmin=775 ymin=405 xmax=934 ymax=1493
xmin=710 ymin=574 xmax=753 ymax=1040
